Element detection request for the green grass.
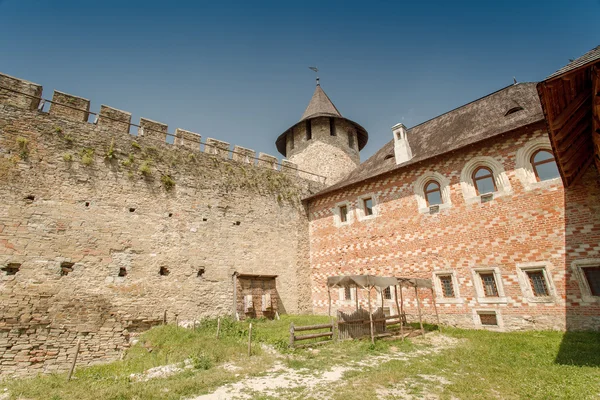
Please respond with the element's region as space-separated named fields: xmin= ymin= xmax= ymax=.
xmin=3 ymin=317 xmax=600 ymax=400
xmin=319 ymin=328 xmax=600 ymax=400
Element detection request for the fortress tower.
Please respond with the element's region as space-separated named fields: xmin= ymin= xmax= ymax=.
xmin=275 ymin=82 xmax=368 ymax=184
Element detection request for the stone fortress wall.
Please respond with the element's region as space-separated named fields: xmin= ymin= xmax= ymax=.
xmin=0 ymin=72 xmax=324 ymax=377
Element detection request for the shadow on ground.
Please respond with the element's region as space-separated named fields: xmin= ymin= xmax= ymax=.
xmin=555 ymin=331 xmax=600 ymax=367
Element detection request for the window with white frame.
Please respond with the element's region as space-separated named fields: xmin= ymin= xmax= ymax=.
xmin=473 ymin=308 xmax=504 ymax=330
xmin=472 ymin=267 xmax=507 ymax=304
xmin=356 ymin=194 xmax=379 ymax=221
xmin=515 ymin=136 xmax=562 ymax=191
xmin=339 ymin=286 xmax=356 ymax=302
xmin=333 ymin=201 xmax=353 ymax=227
xmin=432 ymin=271 xmax=462 ymax=304
xmin=383 ymin=286 xmax=392 ymax=300
xmin=460 ymin=156 xmax=512 ymax=204
xmin=413 ymin=171 xmax=452 ymax=214
xmin=516 ymin=262 xmax=555 ymax=302
xmin=377 ymin=286 xmax=395 ymax=304
xmin=572 ymin=259 xmax=600 ymax=302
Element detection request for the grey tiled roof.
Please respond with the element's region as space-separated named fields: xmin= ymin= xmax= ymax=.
xmin=546 ymin=45 xmax=600 ymax=80
xmin=308 ymin=82 xmax=545 ymax=199
xmin=276 ymin=85 xmax=368 ymax=156
xmin=300 ymin=85 xmax=342 ymax=121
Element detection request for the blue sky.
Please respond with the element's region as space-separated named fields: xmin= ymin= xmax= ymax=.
xmin=0 ymin=0 xmax=598 ymax=161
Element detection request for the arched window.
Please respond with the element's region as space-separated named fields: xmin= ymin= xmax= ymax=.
xmin=472 ymin=167 xmax=496 ymax=195
xmin=424 ymin=180 xmax=442 ymax=206
xmin=531 ymin=150 xmax=560 ymax=182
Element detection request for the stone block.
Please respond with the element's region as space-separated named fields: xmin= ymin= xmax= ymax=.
xmin=138 ymin=118 xmax=168 ymax=143
xmin=204 ymin=137 xmax=230 ymax=158
xmin=175 ymin=128 xmax=201 ymax=151
xmin=232 ymin=145 xmax=256 ymax=164
xmin=0 ymin=72 xmax=42 ymax=110
xmin=49 ymin=90 xmax=90 ymax=122
xmin=98 ymin=105 xmax=132 ymax=134
xmin=258 ymin=153 xmax=278 ymax=170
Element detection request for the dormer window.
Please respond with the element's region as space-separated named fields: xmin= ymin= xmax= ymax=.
xmin=505 ymin=106 xmax=524 ymax=116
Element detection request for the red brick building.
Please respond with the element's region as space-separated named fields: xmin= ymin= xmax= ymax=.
xmin=297 ymin=48 xmax=600 ymax=331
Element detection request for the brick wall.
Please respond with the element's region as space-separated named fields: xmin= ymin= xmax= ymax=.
xmin=307 ymin=124 xmax=600 ymax=331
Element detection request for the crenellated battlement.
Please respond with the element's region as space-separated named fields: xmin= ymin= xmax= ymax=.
xmin=0 ymin=72 xmax=320 ymax=182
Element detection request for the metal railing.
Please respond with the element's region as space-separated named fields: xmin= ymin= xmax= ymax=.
xmin=0 ymin=82 xmax=327 ymax=183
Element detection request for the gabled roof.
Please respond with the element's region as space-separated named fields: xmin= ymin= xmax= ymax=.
xmin=276 ymin=84 xmax=369 ymax=157
xmin=306 ymin=82 xmax=544 ymax=199
xmin=300 ymin=84 xmax=342 ymax=121
xmin=546 ymin=45 xmax=600 ymax=80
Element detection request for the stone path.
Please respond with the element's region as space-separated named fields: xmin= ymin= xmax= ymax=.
xmin=190 ymin=333 xmax=459 ymax=400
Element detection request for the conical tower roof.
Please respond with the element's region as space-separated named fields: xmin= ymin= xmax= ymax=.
xmin=276 ymin=84 xmax=368 ymax=157
xmin=300 ymin=84 xmax=342 ymax=121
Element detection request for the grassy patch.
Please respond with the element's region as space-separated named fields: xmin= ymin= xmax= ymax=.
xmin=4 ymin=318 xmax=600 ymax=400
xmin=323 ymin=328 xmax=600 ymax=400
xmin=3 ymin=320 xmax=279 ymax=400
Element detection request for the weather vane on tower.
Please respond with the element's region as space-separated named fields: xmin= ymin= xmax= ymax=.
xmin=308 ymin=66 xmax=319 ymax=86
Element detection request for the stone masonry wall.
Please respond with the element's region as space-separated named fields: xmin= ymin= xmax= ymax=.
xmin=287 ymin=117 xmax=360 ymax=184
xmin=0 ymin=75 xmax=324 ymax=377
xmin=307 ymin=124 xmax=600 ymax=332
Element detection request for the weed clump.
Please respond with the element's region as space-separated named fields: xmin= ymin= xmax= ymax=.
xmin=80 ymin=148 xmax=94 ymax=166
xmin=62 ymin=153 xmax=73 ymax=162
xmin=161 ymin=174 xmax=175 ymax=190
xmin=16 ymin=137 xmax=29 ymax=160
xmin=139 ymin=161 xmax=152 ymax=176
xmin=105 ymin=139 xmax=116 ymax=160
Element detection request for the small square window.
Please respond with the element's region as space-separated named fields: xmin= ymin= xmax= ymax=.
xmin=363 ymin=198 xmax=373 ymax=216
xmin=526 ymin=270 xmax=549 ymax=297
xmin=583 ymin=267 xmax=600 ymax=296
xmin=339 ymin=205 xmax=348 ymax=223
xmin=439 ymin=275 xmax=455 ymax=298
xmin=480 ymin=273 xmax=499 ymax=297
xmin=60 ymin=262 xmax=74 ymax=276
xmin=383 ymin=287 xmax=392 ymax=300
xmin=478 ymin=312 xmax=498 ymax=326
xmin=2 ymin=263 xmax=21 ymax=276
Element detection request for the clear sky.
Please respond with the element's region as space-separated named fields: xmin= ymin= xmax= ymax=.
xmin=0 ymin=0 xmax=598 ymax=161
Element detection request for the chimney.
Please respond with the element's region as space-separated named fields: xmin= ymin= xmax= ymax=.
xmin=392 ymin=123 xmax=412 ymax=165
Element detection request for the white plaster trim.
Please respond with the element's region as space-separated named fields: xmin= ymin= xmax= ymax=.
xmin=413 ymin=171 xmax=452 ymax=214
xmin=432 ymin=270 xmax=464 ymax=304
xmin=516 ymin=262 xmax=557 ymax=303
xmin=572 ymin=259 xmax=600 ymax=303
xmin=460 ymin=156 xmax=512 ymax=204
xmin=514 ymin=136 xmax=562 ymax=191
xmin=472 ymin=308 xmax=504 ymax=330
xmin=356 ymin=193 xmax=379 ymax=221
xmin=471 ymin=267 xmax=507 ymax=304
xmin=332 ymin=201 xmax=353 ymax=227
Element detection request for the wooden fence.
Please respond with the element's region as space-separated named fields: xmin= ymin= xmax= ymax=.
xmin=338 ymin=308 xmax=411 ymax=340
xmin=289 ymin=321 xmax=334 ymax=348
